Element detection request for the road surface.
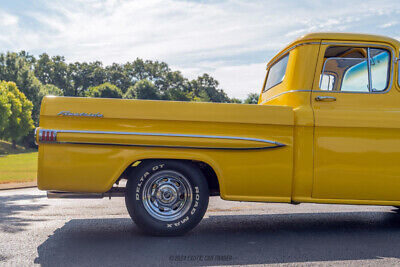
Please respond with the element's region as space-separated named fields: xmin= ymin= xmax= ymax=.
xmin=1 ymin=187 xmax=400 ymax=266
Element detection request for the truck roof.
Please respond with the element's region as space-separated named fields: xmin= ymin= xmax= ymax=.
xmin=268 ymin=32 xmax=400 ymax=67
xmin=296 ymin=32 xmax=400 ymax=46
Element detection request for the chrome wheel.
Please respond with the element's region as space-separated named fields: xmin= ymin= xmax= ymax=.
xmin=142 ymin=170 xmax=193 ymax=221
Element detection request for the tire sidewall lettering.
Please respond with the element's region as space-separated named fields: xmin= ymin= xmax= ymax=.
xmin=134 ymin=163 xmax=202 ymax=229
xmin=135 ymin=164 xmax=164 ymax=200
xmin=167 ymin=186 xmax=200 ymax=228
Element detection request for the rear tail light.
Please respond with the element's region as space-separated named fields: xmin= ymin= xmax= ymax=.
xmin=37 ymin=129 xmax=58 ymax=143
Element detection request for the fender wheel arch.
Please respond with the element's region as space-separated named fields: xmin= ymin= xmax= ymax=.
xmin=125 ymin=158 xmax=220 ymax=196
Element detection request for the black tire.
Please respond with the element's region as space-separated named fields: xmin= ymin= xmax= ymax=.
xmin=125 ymin=160 xmax=209 ymax=236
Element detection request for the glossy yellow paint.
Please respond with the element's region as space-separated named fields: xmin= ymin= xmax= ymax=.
xmin=311 ymin=39 xmax=400 ymax=202
xmin=259 ymin=33 xmax=400 ymax=205
xmin=38 ymin=97 xmax=294 ymax=203
xmin=38 ymin=32 xmax=400 ymax=206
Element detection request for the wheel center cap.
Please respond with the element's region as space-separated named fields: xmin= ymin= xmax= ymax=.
xmin=163 ymin=191 xmax=171 ymax=199
xmin=156 ymin=185 xmax=177 ymax=204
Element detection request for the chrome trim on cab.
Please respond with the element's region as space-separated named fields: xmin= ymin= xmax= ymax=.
xmin=38 ymin=129 xmax=287 ymax=150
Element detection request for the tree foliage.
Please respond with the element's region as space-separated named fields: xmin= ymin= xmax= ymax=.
xmin=191 ymin=74 xmax=230 ymax=103
xmin=230 ymin=98 xmax=242 ymax=103
xmin=0 ymin=85 xmax=11 ymax=133
xmin=0 ymin=52 xmax=64 ymax=124
xmin=124 ymin=79 xmax=159 ymax=100
xmin=0 ymin=50 xmax=261 ymax=147
xmin=0 ymin=81 xmax=34 ymax=147
xmin=86 ymin=82 xmax=123 ymax=99
xmin=244 ymin=93 xmax=259 ymax=104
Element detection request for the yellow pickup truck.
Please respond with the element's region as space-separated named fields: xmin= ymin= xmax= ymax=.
xmin=36 ymin=32 xmax=400 ymax=235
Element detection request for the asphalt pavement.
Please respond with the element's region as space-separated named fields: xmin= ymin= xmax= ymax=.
xmin=2 ymin=187 xmax=400 ymax=266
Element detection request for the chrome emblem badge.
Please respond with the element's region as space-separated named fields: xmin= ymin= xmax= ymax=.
xmin=57 ymin=111 xmax=104 ymax=118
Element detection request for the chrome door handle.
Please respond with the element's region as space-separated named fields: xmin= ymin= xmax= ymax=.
xmin=315 ymin=96 xmax=336 ymax=102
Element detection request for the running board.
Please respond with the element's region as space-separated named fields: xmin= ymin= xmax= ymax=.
xmin=47 ymin=187 xmax=125 ymax=199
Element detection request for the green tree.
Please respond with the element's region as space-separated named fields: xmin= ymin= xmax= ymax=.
xmin=0 ymin=52 xmax=47 ymax=124
xmin=124 ymin=79 xmax=159 ymax=100
xmin=36 ymin=84 xmax=64 ymax=114
xmin=0 ymin=85 xmax=11 ymax=133
xmin=244 ymin=93 xmax=259 ymax=104
xmin=191 ymin=74 xmax=230 ymax=103
xmin=230 ymin=98 xmax=242 ymax=104
xmin=123 ymin=59 xmax=191 ymax=99
xmin=0 ymin=81 xmax=34 ymax=147
xmin=86 ymin=82 xmax=123 ymax=98
xmin=105 ymin=63 xmax=132 ymax=94
xmin=19 ymin=82 xmax=61 ymax=148
xmin=69 ymin=61 xmax=107 ymax=96
xmin=0 ymin=51 xmax=235 ymax=130
xmin=40 ymin=84 xmax=63 ymax=97
xmin=34 ymin=53 xmax=74 ymax=96
xmin=163 ymin=71 xmax=191 ymax=101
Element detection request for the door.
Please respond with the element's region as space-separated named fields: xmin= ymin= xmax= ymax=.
xmin=311 ymin=41 xmax=400 ymax=201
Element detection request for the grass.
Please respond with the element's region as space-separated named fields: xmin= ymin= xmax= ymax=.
xmin=0 ymin=141 xmax=38 ymax=184
xmin=0 ymin=140 xmax=36 ymax=155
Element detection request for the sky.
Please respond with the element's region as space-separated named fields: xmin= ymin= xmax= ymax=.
xmin=0 ymin=0 xmax=399 ymax=99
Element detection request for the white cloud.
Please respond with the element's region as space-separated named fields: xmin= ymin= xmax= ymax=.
xmin=212 ymin=63 xmax=266 ymax=99
xmin=380 ymin=21 xmax=399 ymax=28
xmin=0 ymin=0 xmax=399 ymax=98
xmin=0 ymin=12 xmax=18 ymax=26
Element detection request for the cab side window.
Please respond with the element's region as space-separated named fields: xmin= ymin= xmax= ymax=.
xmin=320 ymin=46 xmax=390 ymax=92
xmin=264 ymin=54 xmax=289 ymax=92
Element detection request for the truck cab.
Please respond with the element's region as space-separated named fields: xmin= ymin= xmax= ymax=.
xmin=259 ymin=33 xmax=400 ymax=204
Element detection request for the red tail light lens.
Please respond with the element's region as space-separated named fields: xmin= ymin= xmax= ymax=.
xmin=38 ymin=129 xmax=58 ymax=143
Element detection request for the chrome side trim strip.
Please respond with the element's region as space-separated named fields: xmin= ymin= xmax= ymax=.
xmin=55 ymin=141 xmax=285 ymax=150
xmin=41 ymin=129 xmax=287 ymax=150
xmin=261 ymin=89 xmax=312 ymax=104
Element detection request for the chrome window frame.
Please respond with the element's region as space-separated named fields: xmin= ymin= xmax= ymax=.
xmin=317 ymin=42 xmax=394 ymax=94
xmin=397 ymin=52 xmax=400 ymax=87
xmin=263 ymin=53 xmax=290 ymax=93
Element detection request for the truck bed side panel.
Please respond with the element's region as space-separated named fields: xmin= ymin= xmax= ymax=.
xmin=38 ymin=97 xmax=294 ymax=202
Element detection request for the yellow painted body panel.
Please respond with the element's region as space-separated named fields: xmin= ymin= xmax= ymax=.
xmin=37 ymin=32 xmax=400 ymax=206
xmin=38 ymin=97 xmax=294 ymax=202
xmin=311 ymin=39 xmax=400 ymax=202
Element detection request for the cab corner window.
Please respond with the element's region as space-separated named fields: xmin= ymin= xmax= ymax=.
xmin=370 ymin=48 xmax=390 ymax=91
xmin=319 ymin=46 xmax=390 ymax=93
xmin=320 ymin=73 xmax=336 ymax=91
xmin=264 ymin=54 xmax=289 ymax=92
